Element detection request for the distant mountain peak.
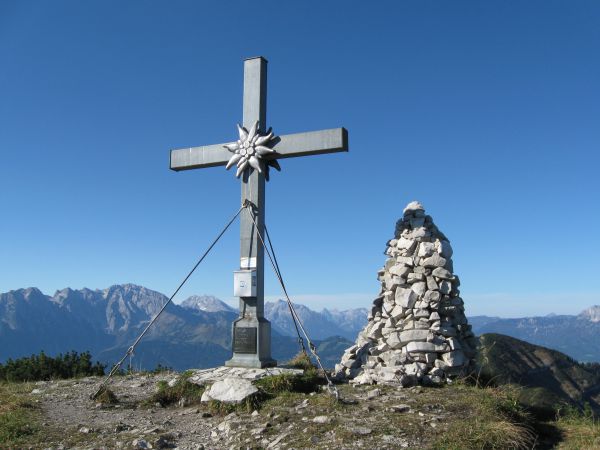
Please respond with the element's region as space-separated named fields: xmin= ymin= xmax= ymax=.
xmin=181 ymin=295 xmax=234 ymax=313
xmin=579 ymin=305 xmax=600 ymax=323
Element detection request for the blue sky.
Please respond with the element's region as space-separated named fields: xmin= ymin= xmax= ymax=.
xmin=1 ymin=1 xmax=599 ymax=317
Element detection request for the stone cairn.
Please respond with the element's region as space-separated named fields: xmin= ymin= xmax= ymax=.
xmin=335 ymin=201 xmax=477 ymax=386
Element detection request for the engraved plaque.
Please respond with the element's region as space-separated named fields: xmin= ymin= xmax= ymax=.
xmin=233 ymin=327 xmax=257 ymax=354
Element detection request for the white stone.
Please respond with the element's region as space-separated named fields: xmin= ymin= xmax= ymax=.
xmin=417 ymin=242 xmax=435 ymax=258
xmin=411 ymin=282 xmax=427 ymax=297
xmin=408 ymin=227 xmax=428 ymax=239
xmin=413 ymin=309 xmax=429 ymax=319
xmin=396 ymin=256 xmax=414 ymax=266
xmin=400 ymin=329 xmax=429 ymax=343
xmin=424 ymin=290 xmax=441 ymax=302
xmin=407 ymin=273 xmax=425 ymax=283
xmin=432 ymin=267 xmax=453 ymax=280
xmin=351 ymin=371 xmax=373 ymax=385
xmin=367 ymin=321 xmax=385 ymax=339
xmin=403 ymin=201 xmax=425 ymax=214
xmin=390 ymin=304 xmax=405 ymax=319
xmin=405 ymin=341 xmax=436 ymax=353
xmin=313 ymin=415 xmax=331 ymax=424
xmin=426 ymin=276 xmax=438 ymax=291
xmin=442 ymin=350 xmax=466 ymax=367
xmin=395 ymin=288 xmax=417 ymax=309
xmin=422 ymin=254 xmax=446 ymax=268
xmin=414 ymin=319 xmax=430 ymax=329
xmin=389 ymin=264 xmax=411 ymax=277
xmin=397 ymin=237 xmax=416 ymax=250
xmin=202 ymin=378 xmax=258 ymax=404
xmin=387 ymin=332 xmax=403 ymax=349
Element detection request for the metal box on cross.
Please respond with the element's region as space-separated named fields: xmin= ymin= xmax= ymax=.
xmin=169 ymin=57 xmax=348 ymax=368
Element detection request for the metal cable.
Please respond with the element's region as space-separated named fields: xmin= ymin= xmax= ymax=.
xmin=263 ymin=224 xmax=307 ymax=354
xmin=244 ymin=207 xmax=339 ymax=398
xmin=91 ymin=204 xmax=247 ymax=399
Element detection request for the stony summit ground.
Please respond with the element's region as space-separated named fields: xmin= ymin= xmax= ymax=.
xmin=2 ymin=371 xmax=600 ymax=449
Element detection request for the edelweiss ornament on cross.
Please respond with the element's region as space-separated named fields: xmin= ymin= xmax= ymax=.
xmin=224 ymin=121 xmax=280 ymax=180
xmin=169 ymin=57 xmax=348 ymax=368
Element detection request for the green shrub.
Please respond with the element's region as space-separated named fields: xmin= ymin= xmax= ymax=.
xmin=0 ymin=351 xmax=105 ymax=382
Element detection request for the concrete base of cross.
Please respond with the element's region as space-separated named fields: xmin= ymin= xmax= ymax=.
xmin=225 ymin=316 xmax=277 ymax=368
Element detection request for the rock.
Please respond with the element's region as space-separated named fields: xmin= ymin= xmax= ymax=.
xmin=426 ymin=276 xmax=438 ymax=290
xmin=386 ymin=332 xmax=403 ymax=349
xmin=418 ymin=242 xmax=436 ymax=257
xmin=442 ymin=350 xmax=466 ymax=367
xmin=411 ymin=281 xmax=427 ymax=297
xmin=432 ymin=267 xmax=453 ymax=280
xmin=390 ymin=264 xmax=411 ymax=277
xmin=397 ymin=237 xmax=416 ymax=250
xmin=201 ymin=377 xmax=258 ymax=404
xmin=312 ymin=415 xmax=331 ymax=424
xmin=400 ymin=329 xmax=429 ymax=343
xmin=395 ymin=288 xmax=417 ymax=309
xmin=367 ymin=388 xmax=381 ymax=399
xmin=391 ymin=404 xmax=411 ymax=413
xmin=79 ymin=427 xmax=91 ymax=434
xmin=154 ymin=434 xmax=177 ymax=449
xmin=422 ymin=254 xmax=446 ymax=268
xmin=403 ymin=201 xmax=425 ymax=214
xmin=132 ymin=439 xmax=152 ymax=449
xmin=406 ymin=341 xmax=436 ymax=353
xmin=31 ymin=388 xmax=43 ymax=395
xmin=349 ymin=426 xmax=372 ymax=435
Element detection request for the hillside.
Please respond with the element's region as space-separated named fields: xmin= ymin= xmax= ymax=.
xmin=478 ymin=333 xmax=600 ymax=414
xmin=471 ymin=310 xmax=600 ymax=363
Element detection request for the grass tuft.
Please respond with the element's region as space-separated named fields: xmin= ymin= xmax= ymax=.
xmin=286 ymin=351 xmax=316 ymax=372
xmin=92 ymin=386 xmax=119 ymax=405
xmin=146 ymin=371 xmax=205 ymax=407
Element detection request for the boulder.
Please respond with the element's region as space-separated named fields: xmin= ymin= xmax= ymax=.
xmin=201 ymin=378 xmax=258 ymax=404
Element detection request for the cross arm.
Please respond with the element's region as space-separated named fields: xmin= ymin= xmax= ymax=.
xmin=170 ymin=127 xmax=348 ymax=171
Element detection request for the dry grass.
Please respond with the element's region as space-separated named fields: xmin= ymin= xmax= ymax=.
xmin=91 ymin=386 xmax=119 ymax=405
xmin=554 ymin=407 xmax=600 ymax=449
xmin=0 ymin=382 xmax=40 ymax=446
xmin=431 ymin=384 xmax=537 ymax=450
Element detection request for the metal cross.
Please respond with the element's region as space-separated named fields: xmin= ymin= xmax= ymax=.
xmin=169 ymin=56 xmax=348 ymax=368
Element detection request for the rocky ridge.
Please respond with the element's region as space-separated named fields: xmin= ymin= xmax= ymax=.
xmin=335 ymin=201 xmax=477 ymax=385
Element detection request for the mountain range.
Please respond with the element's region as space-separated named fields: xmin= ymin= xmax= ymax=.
xmin=0 ymin=284 xmax=359 ymax=370
xmin=3 ymin=284 xmax=600 ymax=371
xmin=469 ymin=307 xmax=600 ymax=363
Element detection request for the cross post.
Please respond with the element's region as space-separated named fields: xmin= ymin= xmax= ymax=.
xmin=169 ymin=56 xmax=348 ymax=368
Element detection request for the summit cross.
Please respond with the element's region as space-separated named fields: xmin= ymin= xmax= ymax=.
xmin=169 ymin=56 xmax=348 ymax=368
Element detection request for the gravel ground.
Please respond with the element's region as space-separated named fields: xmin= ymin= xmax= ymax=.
xmin=29 ymin=373 xmax=449 ymax=449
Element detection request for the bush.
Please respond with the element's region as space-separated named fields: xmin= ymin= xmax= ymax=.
xmin=0 ymin=351 xmax=105 ymax=382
